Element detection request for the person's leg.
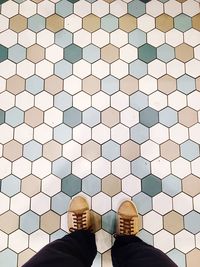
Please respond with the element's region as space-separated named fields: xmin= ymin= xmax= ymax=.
xmin=111 ymin=200 xmax=177 ymax=267
xmin=112 ymin=235 xmax=177 ymax=267
xmin=23 ymin=196 xmax=97 ymax=267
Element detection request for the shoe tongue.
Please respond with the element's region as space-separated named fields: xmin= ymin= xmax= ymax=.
xmin=69 ymin=207 xmax=87 ymax=214
xmin=119 ymin=213 xmax=134 ymax=220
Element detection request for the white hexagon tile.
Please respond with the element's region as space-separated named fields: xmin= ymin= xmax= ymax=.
xmin=0 ymin=0 xmax=200 ymax=266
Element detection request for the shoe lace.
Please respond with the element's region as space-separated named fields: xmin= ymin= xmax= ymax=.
xmin=120 ymin=217 xmax=135 ymax=235
xmin=69 ymin=212 xmax=88 ymax=232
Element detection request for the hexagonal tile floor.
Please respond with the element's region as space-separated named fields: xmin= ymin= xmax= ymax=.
xmin=0 ymin=0 xmax=200 ymax=266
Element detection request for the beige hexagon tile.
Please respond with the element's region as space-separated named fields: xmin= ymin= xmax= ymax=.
xmin=43 ymin=140 xmax=62 ymax=161
xmin=10 ymin=14 xmax=27 ymax=33
xmin=101 ymin=44 xmax=119 ymax=64
xmin=46 ymin=14 xmax=64 ymax=33
xmin=179 ymin=107 xmax=198 ymax=127
xmin=119 ymin=14 xmax=137 ymax=33
xmin=182 ymin=174 xmax=200 ymax=197
xmin=82 ymin=75 xmax=100 ymax=95
xmin=156 ymin=14 xmax=173 ymax=32
xmin=18 ymin=249 xmax=36 ymax=267
xmin=120 ymin=75 xmax=138 ymax=95
xmin=102 ymin=174 xmax=121 ymax=197
xmin=3 ymin=140 xmax=23 ymax=161
xmin=45 ymin=75 xmax=63 ymax=95
xmin=83 ymin=14 xmax=100 ymax=33
xmin=101 ymin=107 xmax=120 ymax=127
xmin=21 ymin=175 xmax=41 ymax=197
xmin=192 ymin=13 xmax=200 ymax=31
xmin=187 ymin=249 xmax=200 ymax=267
xmin=121 ymin=140 xmax=140 ymax=161
xmin=175 ymin=43 xmax=194 ymax=63
xmin=0 ymin=211 xmax=19 ymax=234
xmin=27 ymin=44 xmax=45 ymax=63
xmin=164 ymin=211 xmax=184 ymax=234
xmin=25 ymin=107 xmax=44 ymax=128
xmin=6 ymin=75 xmax=25 ymax=95
xmin=160 ymin=140 xmax=180 ymax=161
xmin=82 ymin=140 xmax=101 ymax=161
xmin=41 ymin=211 xmax=60 ymax=234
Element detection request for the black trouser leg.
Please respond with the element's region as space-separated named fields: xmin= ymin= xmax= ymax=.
xmin=111 ymin=235 xmax=177 ymax=267
xmin=23 ymin=230 xmax=97 ymax=267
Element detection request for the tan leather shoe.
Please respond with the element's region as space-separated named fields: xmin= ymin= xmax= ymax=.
xmin=116 ymin=200 xmax=139 ymax=236
xmin=67 ymin=196 xmax=92 ymax=232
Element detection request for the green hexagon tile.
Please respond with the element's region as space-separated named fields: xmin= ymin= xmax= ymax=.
xmin=0 ymin=0 xmax=200 ymax=266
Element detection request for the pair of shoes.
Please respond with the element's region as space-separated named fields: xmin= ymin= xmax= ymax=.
xmin=68 ymin=196 xmax=139 ymax=236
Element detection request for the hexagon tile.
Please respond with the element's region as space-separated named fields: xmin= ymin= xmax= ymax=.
xmin=0 ymin=0 xmax=200 ymax=266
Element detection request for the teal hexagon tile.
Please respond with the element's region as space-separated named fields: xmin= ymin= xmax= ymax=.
xmin=50 ymin=229 xmax=67 ymax=242
xmin=157 ymin=44 xmax=175 ymax=63
xmin=0 ymin=109 xmax=5 ymax=124
xmin=102 ymin=210 xmax=116 ymax=234
xmin=129 ymin=60 xmax=147 ymax=78
xmin=0 ymin=249 xmax=17 ymax=267
xmin=180 ymin=140 xmax=200 ymax=161
xmin=55 ymin=60 xmax=72 ymax=79
xmin=128 ymin=0 xmax=146 ymax=18
xmin=20 ymin=211 xmax=39 ymax=234
xmin=102 ymin=140 xmax=120 ymax=161
xmin=63 ymin=107 xmax=81 ymax=127
xmin=56 ymin=0 xmax=73 ymax=18
xmin=64 ymin=44 xmax=82 ymax=64
xmin=129 ymin=29 xmax=146 ymax=47
xmin=132 ymin=192 xmax=152 ymax=215
xmin=1 ymin=175 xmax=21 ymax=197
xmin=159 ymin=107 xmax=178 ymax=127
xmin=167 ymin=249 xmax=185 ymax=267
xmin=177 ymin=74 xmax=195 ymax=95
xmin=101 ymin=14 xmax=118 ymax=33
xmin=162 ymin=175 xmax=182 ymax=197
xmin=52 ymin=192 xmax=70 ymax=215
xmin=140 ymin=107 xmax=159 ymax=127
xmin=82 ymin=174 xmax=101 ymax=196
xmin=28 ymin=14 xmax=45 ymax=33
xmin=142 ymin=175 xmax=162 ymax=197
xmin=62 ymin=174 xmax=81 ymax=197
xmin=174 ymin=14 xmax=192 ymax=32
xmin=184 ymin=211 xmax=200 ymax=234
xmin=138 ymin=44 xmax=157 ymax=63
xmin=67 ymin=0 xmax=79 ymax=3
xmin=83 ymin=44 xmax=100 ymax=63
xmin=54 ymin=91 xmax=72 ymax=111
xmin=23 ymin=140 xmax=42 ymax=161
xmin=0 ymin=0 xmax=8 ymax=5
xmin=102 ymin=75 xmax=119 ymax=95
xmin=26 ymin=75 xmax=44 ymax=95
xmin=131 ymin=157 xmax=150 ymax=179
xmin=140 ymin=0 xmax=151 ymax=2
xmin=13 ymin=0 xmax=26 ymax=3
xmin=130 ymin=123 xmax=149 ymax=144
xmin=52 ymin=157 xmax=71 ymax=179
xmin=130 ymin=91 xmax=148 ymax=111
xmin=55 ymin=30 xmax=73 ymax=48
xmin=137 ymin=229 xmax=154 ymax=245
xmin=82 ymin=107 xmax=100 ymax=127
xmin=54 ymin=124 xmax=72 ymax=144
xmin=0 ymin=44 xmax=8 ymax=63
xmin=8 ymin=44 xmax=26 ymax=63
xmin=5 ymin=107 xmax=24 ymax=127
